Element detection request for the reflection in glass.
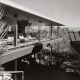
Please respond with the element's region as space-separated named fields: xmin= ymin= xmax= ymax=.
xmin=27 ymin=18 xmax=40 ymax=43
xmin=52 ymin=26 xmax=58 ymax=39
xmin=0 ymin=16 xmax=56 ymax=52
xmin=40 ymin=23 xmax=51 ymax=41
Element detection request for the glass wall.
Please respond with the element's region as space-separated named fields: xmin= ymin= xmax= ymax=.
xmin=52 ymin=26 xmax=58 ymax=39
xmin=17 ymin=18 xmax=40 ymax=45
xmin=0 ymin=16 xmax=15 ymax=50
xmin=40 ymin=23 xmax=51 ymax=41
xmin=0 ymin=15 xmax=58 ymax=50
xmin=26 ymin=18 xmax=40 ymax=43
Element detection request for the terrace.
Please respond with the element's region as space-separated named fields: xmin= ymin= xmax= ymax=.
xmin=0 ymin=0 xmax=80 ymax=80
xmin=0 ymin=0 xmax=64 ymax=65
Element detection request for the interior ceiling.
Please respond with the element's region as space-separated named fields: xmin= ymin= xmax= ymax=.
xmin=5 ymin=5 xmax=64 ymax=26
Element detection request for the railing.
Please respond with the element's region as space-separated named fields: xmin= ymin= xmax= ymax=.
xmin=0 ymin=21 xmax=8 ymax=51
xmin=0 ymin=3 xmax=5 ymax=19
xmin=0 ymin=2 xmax=7 ymax=39
xmin=0 ymin=21 xmax=7 ymax=34
xmin=0 ymin=38 xmax=63 ymax=65
xmin=0 ymin=3 xmax=8 ymax=56
xmin=0 ymin=26 xmax=8 ymax=39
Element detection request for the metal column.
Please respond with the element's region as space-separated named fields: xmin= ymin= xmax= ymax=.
xmin=13 ymin=18 xmax=18 ymax=46
xmin=50 ymin=24 xmax=53 ymax=52
xmin=38 ymin=21 xmax=42 ymax=41
xmin=57 ymin=26 xmax=59 ymax=53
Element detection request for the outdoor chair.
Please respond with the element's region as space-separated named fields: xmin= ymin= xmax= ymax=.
xmin=7 ymin=36 xmax=14 ymax=45
xmin=19 ymin=35 xmax=25 ymax=43
xmin=24 ymin=36 xmax=29 ymax=42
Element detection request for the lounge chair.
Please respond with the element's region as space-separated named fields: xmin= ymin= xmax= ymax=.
xmin=7 ymin=36 xmax=14 ymax=45
xmin=24 ymin=37 xmax=29 ymax=42
xmin=19 ymin=35 xmax=25 ymax=43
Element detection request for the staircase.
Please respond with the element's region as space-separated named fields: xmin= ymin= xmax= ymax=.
xmin=0 ymin=24 xmax=8 ymax=39
xmin=0 ymin=21 xmax=8 ymax=38
xmin=0 ymin=3 xmax=5 ymax=19
xmin=0 ymin=3 xmax=8 ymax=40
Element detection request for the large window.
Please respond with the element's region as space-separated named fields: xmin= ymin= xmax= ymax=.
xmin=52 ymin=26 xmax=58 ymax=39
xmin=40 ymin=23 xmax=51 ymax=41
xmin=27 ymin=18 xmax=40 ymax=43
xmin=17 ymin=18 xmax=40 ymax=45
xmin=0 ymin=15 xmax=58 ymax=50
xmin=0 ymin=16 xmax=15 ymax=50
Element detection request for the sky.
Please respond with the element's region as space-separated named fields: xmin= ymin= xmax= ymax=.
xmin=11 ymin=0 xmax=80 ymax=28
